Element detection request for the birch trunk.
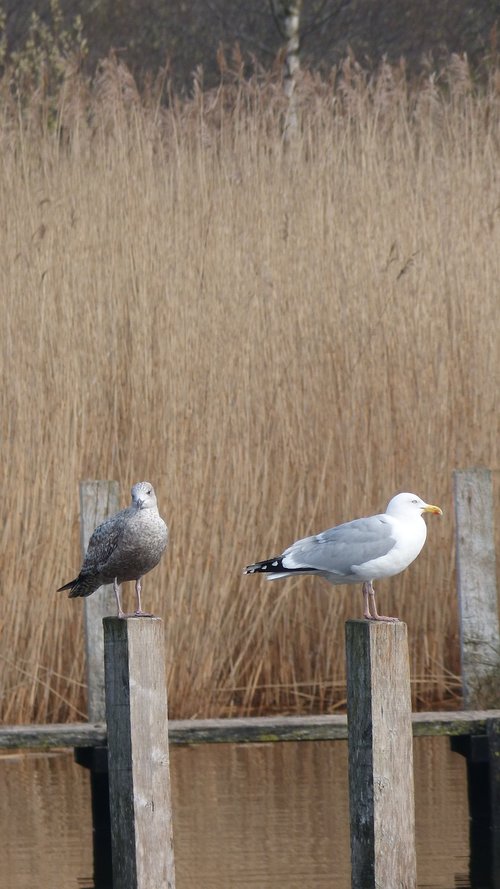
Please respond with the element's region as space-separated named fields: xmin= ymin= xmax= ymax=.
xmin=272 ymin=0 xmax=302 ymax=139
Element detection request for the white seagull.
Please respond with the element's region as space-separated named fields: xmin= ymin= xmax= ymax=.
xmin=244 ymin=492 xmax=442 ymax=622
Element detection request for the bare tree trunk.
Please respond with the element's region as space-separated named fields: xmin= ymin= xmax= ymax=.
xmin=271 ymin=0 xmax=302 ymax=139
xmin=282 ymin=1 xmax=302 ymax=97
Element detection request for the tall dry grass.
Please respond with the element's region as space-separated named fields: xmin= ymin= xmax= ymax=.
xmin=0 ymin=56 xmax=498 ymax=722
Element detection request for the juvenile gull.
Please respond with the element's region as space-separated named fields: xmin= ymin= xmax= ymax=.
xmin=244 ymin=493 xmax=442 ymax=622
xmin=58 ymin=481 xmax=168 ymax=619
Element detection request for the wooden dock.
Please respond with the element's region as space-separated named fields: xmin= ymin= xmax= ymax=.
xmin=1 ymin=708 xmax=500 ymax=750
xmin=4 ymin=638 xmax=499 ymax=889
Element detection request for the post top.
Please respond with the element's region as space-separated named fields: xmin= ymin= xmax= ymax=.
xmin=345 ymin=618 xmax=408 ymax=628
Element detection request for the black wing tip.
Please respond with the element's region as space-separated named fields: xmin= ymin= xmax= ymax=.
xmin=243 ymin=564 xmax=259 ymax=575
xmin=244 ymin=558 xmax=284 ymax=575
xmin=57 ymin=575 xmax=90 ymax=597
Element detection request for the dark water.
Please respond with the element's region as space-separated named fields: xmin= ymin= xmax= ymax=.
xmin=0 ymin=737 xmax=472 ymax=888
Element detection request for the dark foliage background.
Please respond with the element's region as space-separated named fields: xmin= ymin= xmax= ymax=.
xmin=3 ymin=0 xmax=499 ymax=89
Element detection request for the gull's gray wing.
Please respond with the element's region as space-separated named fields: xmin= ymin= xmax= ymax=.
xmin=82 ymin=506 xmax=132 ymax=575
xmin=282 ymin=514 xmax=397 ymax=576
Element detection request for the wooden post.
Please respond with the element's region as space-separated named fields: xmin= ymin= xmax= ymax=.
xmin=79 ymin=480 xmax=120 ymax=722
xmin=104 ymin=617 xmax=175 ymax=889
xmin=454 ymin=468 xmax=500 ymax=708
xmin=345 ymin=620 xmax=416 ymax=889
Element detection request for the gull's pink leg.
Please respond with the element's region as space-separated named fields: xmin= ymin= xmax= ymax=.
xmin=362 ymin=582 xmax=372 ymax=619
xmin=363 ymin=581 xmax=400 ymax=623
xmin=114 ymin=577 xmax=152 ymax=619
xmin=133 ymin=577 xmax=154 ymax=617
xmin=113 ymin=579 xmax=126 ymax=619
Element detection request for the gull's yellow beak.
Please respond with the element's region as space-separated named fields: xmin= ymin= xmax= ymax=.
xmin=423 ymin=503 xmax=443 ymax=516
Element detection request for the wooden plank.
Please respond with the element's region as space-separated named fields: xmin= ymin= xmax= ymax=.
xmin=454 ymin=468 xmax=500 ymax=708
xmin=169 ymin=714 xmax=348 ymax=744
xmin=3 ymin=710 xmax=500 ymax=749
xmin=410 ymin=709 xmax=500 ymax=735
xmin=346 ymin=619 xmax=416 ymax=889
xmin=169 ymin=710 xmax=500 ymax=743
xmin=104 ymin=616 xmax=175 ymax=889
xmin=79 ymin=480 xmax=120 ymax=722
xmin=0 ymin=722 xmax=107 ymax=749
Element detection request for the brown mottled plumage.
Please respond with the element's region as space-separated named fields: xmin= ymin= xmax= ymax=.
xmin=58 ymin=481 xmax=168 ymax=618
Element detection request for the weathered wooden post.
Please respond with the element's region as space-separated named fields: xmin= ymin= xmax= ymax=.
xmin=104 ymin=616 xmax=176 ymax=889
xmin=453 ymin=468 xmax=500 ymax=888
xmin=454 ymin=468 xmax=500 ymax=709
xmin=80 ymin=479 xmax=120 ymax=722
xmin=346 ymin=620 xmax=416 ymax=889
xmin=75 ymin=480 xmax=120 ymax=886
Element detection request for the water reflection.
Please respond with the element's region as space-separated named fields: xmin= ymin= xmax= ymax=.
xmin=0 ymin=736 xmax=471 ymax=888
xmin=172 ymin=740 xmax=350 ymax=889
xmin=0 ymin=750 xmax=94 ymax=888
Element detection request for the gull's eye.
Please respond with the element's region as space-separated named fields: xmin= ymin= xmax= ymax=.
xmin=412 ymin=499 xmax=418 ymax=504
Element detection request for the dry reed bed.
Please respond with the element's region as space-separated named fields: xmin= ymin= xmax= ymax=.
xmin=0 ymin=58 xmax=498 ymax=722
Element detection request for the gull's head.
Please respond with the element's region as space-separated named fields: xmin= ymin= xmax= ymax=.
xmin=386 ymin=492 xmax=443 ymax=519
xmin=131 ymin=481 xmax=157 ymax=510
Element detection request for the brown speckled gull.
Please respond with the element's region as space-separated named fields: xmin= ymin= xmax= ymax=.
xmin=58 ymin=481 xmax=168 ymax=618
